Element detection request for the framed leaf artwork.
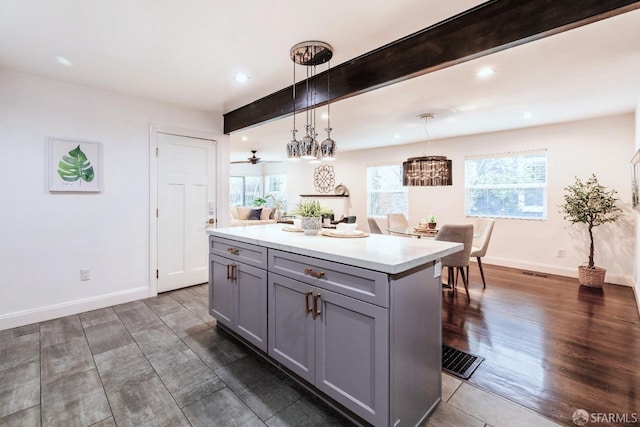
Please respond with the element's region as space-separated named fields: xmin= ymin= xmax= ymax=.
xmin=49 ymin=137 xmax=102 ymax=192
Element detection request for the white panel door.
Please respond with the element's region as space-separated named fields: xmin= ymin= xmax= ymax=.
xmin=158 ymin=133 xmax=216 ymax=292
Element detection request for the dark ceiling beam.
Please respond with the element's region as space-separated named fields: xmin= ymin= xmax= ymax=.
xmin=224 ymin=0 xmax=640 ymax=134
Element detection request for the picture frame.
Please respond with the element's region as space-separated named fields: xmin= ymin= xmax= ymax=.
xmin=49 ymin=137 xmax=102 ymax=192
xmin=631 ymin=148 xmax=640 ymax=211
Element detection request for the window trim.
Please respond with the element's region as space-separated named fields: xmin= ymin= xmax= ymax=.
xmin=464 ymin=149 xmax=548 ymax=220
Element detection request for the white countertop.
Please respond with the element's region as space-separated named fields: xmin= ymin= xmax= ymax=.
xmin=207 ymin=224 xmax=462 ymax=274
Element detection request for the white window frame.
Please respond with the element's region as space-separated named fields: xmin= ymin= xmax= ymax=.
xmin=366 ymin=164 xmax=408 ymax=218
xmin=464 ymin=150 xmax=548 ymax=220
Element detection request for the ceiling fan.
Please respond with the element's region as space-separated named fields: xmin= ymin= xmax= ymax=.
xmin=231 ymin=150 xmax=281 ymax=165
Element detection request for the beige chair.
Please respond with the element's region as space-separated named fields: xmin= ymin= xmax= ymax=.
xmin=387 ymin=213 xmax=409 ymax=235
xmin=435 ymin=224 xmax=474 ymax=301
xmin=367 ymin=217 xmax=383 ymax=234
xmin=470 ymin=218 xmax=495 ymax=289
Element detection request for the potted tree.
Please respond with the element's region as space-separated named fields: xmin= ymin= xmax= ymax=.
xmin=293 ymin=200 xmax=331 ymax=235
xmin=559 ymin=174 xmax=622 ymax=287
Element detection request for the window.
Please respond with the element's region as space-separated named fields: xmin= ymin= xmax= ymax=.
xmin=464 ymin=150 xmax=547 ymax=220
xmin=229 ymin=173 xmax=287 ymax=210
xmin=230 ymin=176 xmax=262 ymax=206
xmin=367 ymin=164 xmax=408 ymax=217
xmin=264 ymin=174 xmax=287 ymax=212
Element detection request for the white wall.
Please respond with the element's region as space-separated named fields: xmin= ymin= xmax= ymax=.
xmin=635 ymin=102 xmax=640 ymax=312
xmin=285 ymin=114 xmax=636 ymax=286
xmin=0 ymin=69 xmax=225 ymax=329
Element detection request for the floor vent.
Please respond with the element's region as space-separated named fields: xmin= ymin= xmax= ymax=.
xmin=442 ymin=345 xmax=484 ymax=380
xmin=521 ymin=271 xmax=548 ymax=278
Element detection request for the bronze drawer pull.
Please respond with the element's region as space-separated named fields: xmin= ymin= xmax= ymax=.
xmin=226 ymin=264 xmax=236 ymax=280
xmin=304 ymin=268 xmax=325 ymax=279
xmin=227 ymin=248 xmax=239 ymax=255
xmin=312 ymin=293 xmax=322 ymax=319
xmin=304 ymin=291 xmax=313 ymax=314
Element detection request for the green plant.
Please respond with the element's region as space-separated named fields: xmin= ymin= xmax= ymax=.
xmin=253 ymin=194 xmax=283 ymax=209
xmin=252 ymin=197 xmax=268 ymax=207
xmin=321 ymin=208 xmax=334 ymax=219
xmin=292 ymin=200 xmax=331 ymax=217
xmin=428 ymin=213 xmax=437 ymax=223
xmin=57 ymin=145 xmax=94 ymax=183
xmin=559 ymin=174 xmax=621 ymax=268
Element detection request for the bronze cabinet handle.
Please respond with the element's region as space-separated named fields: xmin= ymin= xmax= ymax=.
xmin=227 ymin=248 xmax=239 ymax=255
xmin=226 ymin=264 xmax=237 ymax=281
xmin=304 ymin=268 xmax=325 ymax=279
xmin=304 ymin=291 xmax=313 ymax=314
xmin=312 ymin=293 xmax=321 ymax=319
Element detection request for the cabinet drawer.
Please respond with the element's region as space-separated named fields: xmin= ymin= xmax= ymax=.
xmin=210 ymin=236 xmax=268 ymax=269
xmin=268 ymin=249 xmax=389 ymax=308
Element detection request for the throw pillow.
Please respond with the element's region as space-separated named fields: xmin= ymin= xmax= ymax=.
xmin=229 ymin=206 xmax=238 ymax=220
xmin=260 ymin=208 xmax=272 ymax=220
xmin=236 ymin=206 xmax=252 ymax=220
xmin=249 ymin=208 xmax=262 ymax=220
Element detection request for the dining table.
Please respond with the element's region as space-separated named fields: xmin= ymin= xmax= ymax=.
xmin=387 ymin=226 xmax=439 ymax=238
xmin=388 ymin=225 xmax=480 ymax=239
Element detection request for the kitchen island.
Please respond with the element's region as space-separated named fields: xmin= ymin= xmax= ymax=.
xmin=207 ymin=224 xmax=461 ymax=426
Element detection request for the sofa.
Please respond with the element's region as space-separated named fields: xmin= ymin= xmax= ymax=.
xmin=229 ymin=206 xmax=278 ymax=227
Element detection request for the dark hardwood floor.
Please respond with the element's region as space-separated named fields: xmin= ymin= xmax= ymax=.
xmin=442 ymin=264 xmax=640 ymax=427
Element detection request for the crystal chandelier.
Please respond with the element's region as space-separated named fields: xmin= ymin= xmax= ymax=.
xmin=402 ymin=114 xmax=452 ymax=186
xmin=286 ymin=41 xmax=336 ymax=162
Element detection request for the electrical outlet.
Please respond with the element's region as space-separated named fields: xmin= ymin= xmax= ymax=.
xmin=80 ymin=268 xmax=90 ymax=281
xmin=434 ymin=260 xmax=442 ymax=278
xmin=556 ymin=248 xmax=565 ymax=258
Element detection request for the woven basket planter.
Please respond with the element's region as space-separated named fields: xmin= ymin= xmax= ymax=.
xmin=578 ymin=265 xmax=606 ymax=288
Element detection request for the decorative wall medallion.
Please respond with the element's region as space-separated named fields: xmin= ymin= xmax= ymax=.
xmin=314 ymin=165 xmax=335 ymax=193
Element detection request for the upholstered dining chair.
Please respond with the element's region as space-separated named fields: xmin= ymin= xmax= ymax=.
xmin=435 ymin=224 xmax=474 ymax=301
xmin=367 ymin=217 xmax=383 ymax=234
xmin=387 ymin=213 xmax=409 ymax=236
xmin=470 ymin=218 xmax=495 ymax=289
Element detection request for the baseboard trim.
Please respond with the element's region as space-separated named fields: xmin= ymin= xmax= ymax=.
xmin=0 ymin=287 xmax=150 ymax=331
xmin=481 ymin=256 xmax=634 ymax=287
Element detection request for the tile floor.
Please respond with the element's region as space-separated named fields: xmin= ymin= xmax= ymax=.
xmin=0 ymin=284 xmax=561 ymax=427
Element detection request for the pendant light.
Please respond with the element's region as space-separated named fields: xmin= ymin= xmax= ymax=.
xmin=287 ymin=41 xmax=336 ymax=162
xmin=286 ymin=58 xmax=301 ymax=161
xmin=402 ymin=114 xmax=452 ymax=186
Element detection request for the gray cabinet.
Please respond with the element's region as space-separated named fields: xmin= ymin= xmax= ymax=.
xmin=209 ymin=234 xmax=443 ymax=427
xmin=268 ymin=272 xmax=389 ymax=426
xmin=209 ymin=246 xmax=267 ymax=352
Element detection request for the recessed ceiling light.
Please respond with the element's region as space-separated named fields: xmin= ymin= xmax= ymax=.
xmin=241 ymin=136 xmax=248 ymax=141
xmin=475 ymin=67 xmax=494 ymax=78
xmin=234 ymin=72 xmax=250 ymax=83
xmin=521 ymin=112 xmax=534 ymax=119
xmin=394 ymin=134 xmax=400 ymax=139
xmin=321 ymin=113 xmax=329 ymax=120
xmin=55 ymin=56 xmax=72 ymax=67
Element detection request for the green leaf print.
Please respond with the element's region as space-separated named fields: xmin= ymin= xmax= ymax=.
xmin=57 ymin=145 xmax=95 ymax=183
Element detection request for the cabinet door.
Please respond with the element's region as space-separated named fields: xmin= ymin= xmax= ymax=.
xmin=315 ymin=290 xmax=389 ymax=426
xmin=268 ymin=273 xmax=315 ymax=384
xmin=235 ymin=263 xmax=268 ymax=352
xmin=209 ymin=254 xmax=234 ymax=328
